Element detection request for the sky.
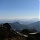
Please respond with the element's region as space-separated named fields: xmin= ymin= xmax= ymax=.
xmin=39 ymin=0 xmax=40 ymax=19
xmin=0 ymin=0 xmax=39 ymax=20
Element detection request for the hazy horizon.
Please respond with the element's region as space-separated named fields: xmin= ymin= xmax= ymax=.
xmin=0 ymin=0 xmax=39 ymax=20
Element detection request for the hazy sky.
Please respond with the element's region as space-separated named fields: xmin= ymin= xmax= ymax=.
xmin=0 ymin=0 xmax=39 ymax=20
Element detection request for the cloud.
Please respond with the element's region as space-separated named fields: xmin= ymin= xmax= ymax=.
xmin=0 ymin=16 xmax=39 ymax=20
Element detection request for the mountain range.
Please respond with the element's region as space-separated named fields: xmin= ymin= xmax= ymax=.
xmin=0 ymin=18 xmax=40 ymax=32
xmin=9 ymin=21 xmax=40 ymax=32
xmin=9 ymin=22 xmax=28 ymax=30
xmin=27 ymin=21 xmax=40 ymax=31
xmin=0 ymin=18 xmax=39 ymax=24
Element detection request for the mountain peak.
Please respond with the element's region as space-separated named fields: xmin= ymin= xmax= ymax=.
xmin=13 ymin=22 xmax=20 ymax=24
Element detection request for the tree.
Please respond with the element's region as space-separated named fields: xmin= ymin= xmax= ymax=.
xmin=21 ymin=29 xmax=31 ymax=35
xmin=3 ymin=23 xmax=11 ymax=31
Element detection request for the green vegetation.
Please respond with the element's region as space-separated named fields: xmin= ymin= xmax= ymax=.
xmin=20 ymin=29 xmax=31 ymax=35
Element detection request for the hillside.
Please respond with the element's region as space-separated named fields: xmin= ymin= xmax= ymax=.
xmin=0 ymin=23 xmax=40 ymax=40
xmin=27 ymin=21 xmax=40 ymax=31
xmin=9 ymin=22 xmax=28 ymax=31
xmin=9 ymin=21 xmax=40 ymax=32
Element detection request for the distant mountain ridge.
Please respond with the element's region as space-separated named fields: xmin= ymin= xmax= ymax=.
xmin=18 ymin=18 xmax=39 ymax=25
xmin=27 ymin=21 xmax=40 ymax=31
xmin=9 ymin=21 xmax=40 ymax=32
xmin=0 ymin=18 xmax=39 ymax=24
xmin=0 ymin=18 xmax=40 ymax=32
xmin=9 ymin=22 xmax=28 ymax=30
